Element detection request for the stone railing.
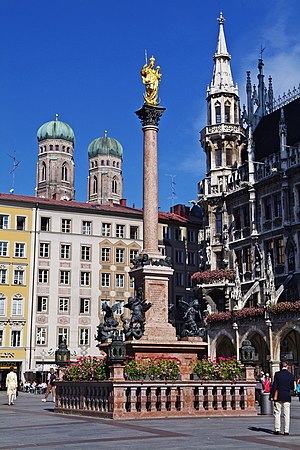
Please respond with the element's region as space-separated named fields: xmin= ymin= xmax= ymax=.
xmin=55 ymin=380 xmax=256 ymax=419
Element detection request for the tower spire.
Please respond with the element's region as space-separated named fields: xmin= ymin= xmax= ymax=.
xmin=209 ymin=12 xmax=236 ymax=96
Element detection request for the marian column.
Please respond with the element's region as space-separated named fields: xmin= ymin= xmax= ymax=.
xmin=131 ymin=56 xmax=176 ymax=342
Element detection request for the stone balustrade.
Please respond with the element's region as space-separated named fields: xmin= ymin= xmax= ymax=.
xmin=55 ymin=380 xmax=256 ymax=419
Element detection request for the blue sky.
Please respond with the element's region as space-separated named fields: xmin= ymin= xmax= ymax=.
xmin=0 ymin=0 xmax=300 ymax=211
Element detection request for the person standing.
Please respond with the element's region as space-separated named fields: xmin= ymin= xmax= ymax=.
xmin=270 ymin=361 xmax=295 ymax=435
xmin=263 ymin=373 xmax=271 ymax=393
xmin=6 ymin=366 xmax=18 ymax=406
xmin=296 ymin=376 xmax=300 ymax=401
xmin=42 ymin=368 xmax=56 ymax=403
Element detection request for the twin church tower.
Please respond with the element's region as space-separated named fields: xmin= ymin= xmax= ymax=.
xmin=36 ymin=115 xmax=123 ymax=204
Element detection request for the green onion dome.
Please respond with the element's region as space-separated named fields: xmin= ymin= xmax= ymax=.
xmin=88 ymin=133 xmax=123 ymax=159
xmin=37 ymin=117 xmax=75 ymax=144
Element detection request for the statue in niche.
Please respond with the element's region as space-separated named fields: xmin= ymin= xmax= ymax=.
xmin=121 ymin=287 xmax=152 ymax=340
xmin=141 ymin=55 xmax=162 ymax=106
xmin=179 ymin=298 xmax=206 ymax=338
xmin=95 ymin=302 xmax=119 ymax=343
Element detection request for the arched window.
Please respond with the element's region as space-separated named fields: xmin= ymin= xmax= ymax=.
xmin=113 ymin=161 xmax=116 ymax=167
xmin=93 ymin=176 xmax=98 ymax=194
xmin=62 ymin=163 xmax=68 ymax=181
xmin=225 ymin=102 xmax=231 ymax=123
xmin=41 ymin=163 xmax=46 ymax=181
xmin=12 ymin=295 xmax=23 ymax=315
xmin=101 ymin=160 xmax=104 ymax=166
xmin=215 ymin=103 xmax=221 ymax=123
xmin=112 ymin=177 xmax=117 ymax=194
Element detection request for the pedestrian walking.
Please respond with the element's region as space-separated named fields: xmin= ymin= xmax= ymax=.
xmin=296 ymin=376 xmax=300 ymax=401
xmin=42 ymin=368 xmax=57 ymax=403
xmin=6 ymin=366 xmax=18 ymax=406
xmin=270 ymin=361 xmax=295 ymax=435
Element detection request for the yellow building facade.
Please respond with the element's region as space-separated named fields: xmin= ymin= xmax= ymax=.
xmin=0 ymin=203 xmax=33 ymax=387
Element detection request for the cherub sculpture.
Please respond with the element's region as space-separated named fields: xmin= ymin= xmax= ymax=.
xmin=121 ymin=287 xmax=152 ymax=339
xmin=95 ymin=302 xmax=119 ymax=343
xmin=179 ymin=298 xmax=206 ymax=338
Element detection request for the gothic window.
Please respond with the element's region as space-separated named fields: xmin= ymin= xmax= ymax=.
xmin=215 ymin=147 xmax=222 ymax=167
xmin=101 ymin=160 xmax=104 ymax=165
xmin=264 ymin=196 xmax=272 ymax=221
xmin=225 ymin=104 xmax=231 ymax=123
xmin=112 ymin=177 xmax=117 ymax=194
xmin=287 ymin=246 xmax=295 ymax=272
xmin=242 ymin=205 xmax=250 ymax=228
xmin=41 ymin=163 xmax=46 ymax=181
xmin=62 ymin=163 xmax=68 ymax=181
xmin=275 ymin=238 xmax=284 ymax=265
xmin=226 ymin=148 xmax=231 ymax=166
xmin=215 ymin=212 xmax=222 ymax=235
xmin=215 ymin=104 xmax=221 ymax=123
xmin=274 ymin=193 xmax=282 ymax=218
xmin=93 ymin=176 xmax=98 ymax=194
xmin=244 ymin=246 xmax=252 ymax=272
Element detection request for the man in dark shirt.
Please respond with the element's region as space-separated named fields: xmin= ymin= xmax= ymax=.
xmin=270 ymin=361 xmax=295 ymax=435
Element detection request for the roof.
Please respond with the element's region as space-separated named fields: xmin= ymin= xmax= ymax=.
xmin=0 ymin=193 xmax=202 ymax=226
xmin=37 ymin=119 xmax=75 ymax=144
xmin=254 ymin=97 xmax=300 ymax=159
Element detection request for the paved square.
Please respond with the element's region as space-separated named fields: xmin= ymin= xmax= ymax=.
xmin=0 ymin=392 xmax=300 ymax=449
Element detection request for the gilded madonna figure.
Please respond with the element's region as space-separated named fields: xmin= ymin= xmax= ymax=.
xmin=141 ymin=55 xmax=162 ymax=105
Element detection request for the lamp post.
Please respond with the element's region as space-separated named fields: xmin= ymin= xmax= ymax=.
xmin=41 ymin=349 xmax=46 ymax=382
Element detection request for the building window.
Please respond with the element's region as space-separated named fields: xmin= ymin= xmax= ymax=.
xmin=80 ymin=298 xmax=90 ymax=314
xmin=129 ymin=249 xmax=139 ymax=262
xmin=215 ymin=147 xmax=222 ymax=167
xmin=16 ymin=216 xmax=26 ymax=230
xmin=215 ymin=212 xmax=222 ymax=235
xmin=274 ymin=193 xmax=282 ymax=218
xmin=175 ymin=228 xmax=183 ymax=241
xmin=0 ymin=329 xmax=3 ymax=346
xmin=14 ymin=243 xmax=25 ymax=258
xmin=40 ymin=217 xmax=50 ymax=231
xmin=59 ymin=297 xmax=69 ymax=313
xmin=0 ymin=296 xmax=6 ymax=315
xmin=36 ymin=327 xmax=47 ymax=346
xmin=102 ymin=223 xmax=111 ymax=237
xmin=112 ymin=177 xmax=117 ymax=194
xmin=242 ymin=205 xmax=250 ymax=228
xmin=62 ymin=163 xmax=68 ymax=181
xmin=100 ymin=299 xmax=110 ymax=314
xmin=13 ymin=269 xmax=24 ymax=285
xmin=11 ymin=330 xmax=21 ymax=347
xmin=0 ymin=241 xmax=8 ymax=257
xmin=81 ymin=246 xmax=91 ymax=261
xmin=39 ymin=242 xmax=50 ymax=258
xmin=82 ymin=221 xmax=92 ymax=235
xmin=38 ymin=269 xmax=48 ymax=284
xmin=116 ymin=248 xmax=125 ymax=263
xmin=116 ymin=224 xmax=125 ymax=238
xmin=41 ymin=163 xmax=46 ymax=181
xmin=79 ymin=328 xmax=89 ymax=346
xmin=60 ymin=270 xmax=70 ymax=285
xmin=61 ymin=219 xmax=71 ymax=233
xmin=58 ymin=327 xmax=69 ymax=346
xmin=176 ymin=272 xmax=184 ymax=286
xmin=0 ymin=215 xmax=9 ymax=230
xmin=163 ymin=226 xmax=171 ymax=240
xmin=159 ymin=246 xmax=166 ymax=256
xmin=60 ymin=244 xmax=71 ymax=259
xmin=187 ymin=230 xmax=196 ymax=243
xmin=115 ymin=300 xmax=124 ymax=315
xmin=101 ymin=247 xmax=111 ymax=262
xmin=80 ymin=271 xmax=91 ymax=286
xmin=264 ymin=197 xmax=272 ymax=221
xmin=175 ymin=250 xmax=184 ymax=264
xmin=12 ymin=296 xmax=23 ymax=315
xmin=265 ymin=240 xmax=274 ymax=262
xmin=37 ymin=296 xmax=48 ymax=313
xmin=225 ymin=105 xmax=230 ymax=123
xmin=276 ymin=238 xmax=284 ymax=265
xmin=215 ymin=104 xmax=221 ymax=123
xmin=116 ymin=274 xmax=124 ymax=288
xmin=93 ymin=176 xmax=98 ymax=194
xmin=130 ymin=226 xmax=138 ymax=240
xmin=226 ymin=148 xmax=231 ymax=166
xmin=244 ymin=246 xmax=253 ymax=272
xmin=188 ymin=252 xmax=195 ymax=265
xmin=0 ymin=268 xmax=7 ymax=284
xmin=129 ymin=277 xmax=134 ymax=289
xmin=101 ymin=273 xmax=110 ymax=287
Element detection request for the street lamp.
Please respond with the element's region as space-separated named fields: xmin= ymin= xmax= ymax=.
xmin=41 ymin=349 xmax=47 ymax=382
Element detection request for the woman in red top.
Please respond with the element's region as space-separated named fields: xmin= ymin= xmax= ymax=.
xmin=263 ymin=373 xmax=271 ymax=393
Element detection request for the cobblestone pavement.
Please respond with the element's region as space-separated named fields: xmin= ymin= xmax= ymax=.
xmin=0 ymin=392 xmax=300 ymax=449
